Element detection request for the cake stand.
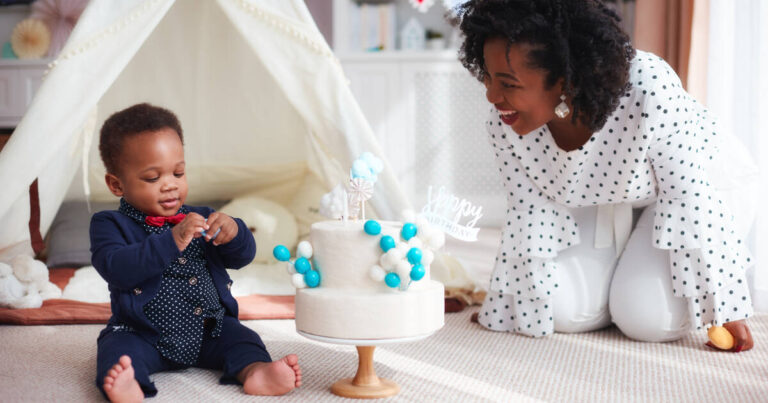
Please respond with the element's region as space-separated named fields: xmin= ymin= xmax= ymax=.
xmin=297 ymin=330 xmax=435 ymax=399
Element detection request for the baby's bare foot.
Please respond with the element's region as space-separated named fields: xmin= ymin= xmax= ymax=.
xmin=103 ymin=355 xmax=143 ymax=403
xmin=241 ymin=354 xmax=302 ymax=396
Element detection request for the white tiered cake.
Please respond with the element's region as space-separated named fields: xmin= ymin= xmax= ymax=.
xmin=294 ymin=220 xmax=444 ymax=340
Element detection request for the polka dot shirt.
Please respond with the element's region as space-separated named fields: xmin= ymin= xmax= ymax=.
xmin=481 ymin=50 xmax=753 ymax=336
xmin=119 ymin=199 xmax=225 ymax=365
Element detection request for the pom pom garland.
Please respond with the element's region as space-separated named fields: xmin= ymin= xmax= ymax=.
xmin=274 ymin=243 xmax=321 ymax=288
xmin=273 ymin=245 xmax=291 ymax=262
xmin=364 ymin=219 xmax=434 ymax=291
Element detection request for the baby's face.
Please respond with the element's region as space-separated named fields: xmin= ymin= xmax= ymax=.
xmin=110 ymin=128 xmax=188 ymax=217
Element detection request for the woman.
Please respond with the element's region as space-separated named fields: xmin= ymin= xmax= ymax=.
xmin=455 ymin=0 xmax=758 ymax=351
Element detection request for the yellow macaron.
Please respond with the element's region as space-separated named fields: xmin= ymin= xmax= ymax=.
xmin=707 ymin=326 xmax=735 ymax=350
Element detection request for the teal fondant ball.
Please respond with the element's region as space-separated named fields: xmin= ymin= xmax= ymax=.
xmin=401 ymin=223 xmax=417 ymax=240
xmin=305 ymin=270 xmax=321 ymax=288
xmin=294 ymin=257 xmax=311 ymax=274
xmin=384 ymin=272 xmax=401 ymax=288
xmin=364 ymin=220 xmax=381 ymax=235
xmin=406 ymin=247 xmax=422 ymax=264
xmin=380 ymin=235 xmax=396 ymax=252
xmin=273 ymin=245 xmax=290 ymax=262
xmin=410 ymin=264 xmax=425 ymax=281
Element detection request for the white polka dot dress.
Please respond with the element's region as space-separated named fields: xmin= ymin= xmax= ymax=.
xmin=120 ymin=199 xmax=226 ymax=365
xmin=479 ymin=50 xmax=754 ymax=336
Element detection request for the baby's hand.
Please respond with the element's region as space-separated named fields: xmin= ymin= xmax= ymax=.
xmin=171 ymin=212 xmax=208 ymax=251
xmin=203 ymin=212 xmax=238 ymax=246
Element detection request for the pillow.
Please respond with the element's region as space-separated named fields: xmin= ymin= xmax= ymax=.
xmin=287 ymin=173 xmax=330 ymax=238
xmin=219 ymin=195 xmax=298 ymax=263
xmin=45 ymin=201 xmax=118 ymax=268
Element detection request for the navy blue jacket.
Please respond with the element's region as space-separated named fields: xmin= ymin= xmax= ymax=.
xmin=90 ymin=205 xmax=256 ymax=345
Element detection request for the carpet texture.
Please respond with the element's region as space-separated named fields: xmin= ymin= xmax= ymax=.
xmin=1 ymin=309 xmax=766 ymax=402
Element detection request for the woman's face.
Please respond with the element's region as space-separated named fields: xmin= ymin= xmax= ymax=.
xmin=483 ymin=37 xmax=564 ymax=135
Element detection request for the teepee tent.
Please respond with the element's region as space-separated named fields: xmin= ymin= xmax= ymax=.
xmin=0 ymin=0 xmax=410 ymax=260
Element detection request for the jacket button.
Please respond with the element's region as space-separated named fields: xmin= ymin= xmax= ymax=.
xmin=133 ymin=288 xmax=142 ymax=295
xmin=178 ymin=257 xmax=187 ymax=265
xmin=189 ymin=276 xmax=198 ymax=285
xmin=194 ymin=307 xmax=203 ymax=316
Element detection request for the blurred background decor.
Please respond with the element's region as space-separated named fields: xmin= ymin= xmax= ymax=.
xmin=29 ymin=0 xmax=88 ymax=57
xmin=10 ymin=18 xmax=49 ymax=59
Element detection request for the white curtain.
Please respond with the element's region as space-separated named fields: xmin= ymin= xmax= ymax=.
xmin=704 ymin=0 xmax=768 ymax=310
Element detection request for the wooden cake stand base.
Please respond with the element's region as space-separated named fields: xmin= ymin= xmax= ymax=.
xmin=297 ymin=331 xmax=435 ymax=399
xmin=331 ymin=346 xmax=398 ymax=399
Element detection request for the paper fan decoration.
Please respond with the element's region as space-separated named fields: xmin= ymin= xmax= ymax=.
xmin=31 ymin=0 xmax=89 ymax=57
xmin=11 ymin=19 xmax=51 ymax=59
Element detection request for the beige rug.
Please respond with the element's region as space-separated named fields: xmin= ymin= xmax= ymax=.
xmin=1 ymin=309 xmax=767 ymax=402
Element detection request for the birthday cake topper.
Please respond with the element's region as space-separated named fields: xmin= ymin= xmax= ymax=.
xmin=420 ymin=185 xmax=483 ymax=241
xmin=319 ymin=152 xmax=383 ymax=222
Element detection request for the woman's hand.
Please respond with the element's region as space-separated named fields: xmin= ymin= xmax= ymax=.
xmin=203 ymin=212 xmax=238 ymax=246
xmin=171 ymin=212 xmax=207 ymax=251
xmin=706 ymin=320 xmax=754 ymax=352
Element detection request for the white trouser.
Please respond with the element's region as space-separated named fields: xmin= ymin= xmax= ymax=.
xmin=552 ymin=182 xmax=757 ymax=341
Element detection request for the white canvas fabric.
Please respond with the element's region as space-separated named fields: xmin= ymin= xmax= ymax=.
xmin=0 ymin=0 xmax=410 ymax=260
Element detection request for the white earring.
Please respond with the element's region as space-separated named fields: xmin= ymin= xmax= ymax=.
xmin=554 ymin=94 xmax=570 ymax=118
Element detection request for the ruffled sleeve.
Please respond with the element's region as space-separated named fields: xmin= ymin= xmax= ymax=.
xmin=485 ymin=109 xmax=580 ymax=301
xmin=643 ymin=65 xmax=753 ymax=327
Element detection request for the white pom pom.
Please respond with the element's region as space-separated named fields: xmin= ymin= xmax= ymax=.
xmin=369 ymin=265 xmax=386 ymax=282
xmin=428 ymin=230 xmax=446 ymax=249
xmin=380 ymin=253 xmax=395 ymax=269
xmin=407 ymin=237 xmax=423 ymax=249
xmin=297 ymin=241 xmax=313 ymax=259
xmin=396 ymin=260 xmax=411 ymax=279
xmin=286 ymin=261 xmax=296 ymax=274
xmin=422 ymin=249 xmax=435 ymax=266
xmin=401 ymin=209 xmax=416 ymax=222
xmin=291 ymin=273 xmax=307 ymax=288
xmin=39 ymin=281 xmax=62 ymax=300
xmin=418 ymin=226 xmax=434 ymax=242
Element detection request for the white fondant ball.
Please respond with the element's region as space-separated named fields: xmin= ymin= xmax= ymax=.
xmin=297 ymin=241 xmax=313 ymax=259
xmin=388 ymin=248 xmax=404 ymax=263
xmin=286 ymin=261 xmax=296 ymax=274
xmin=291 ymin=273 xmax=307 ymax=288
xmin=422 ymin=249 xmax=435 ymax=266
xmin=415 ymin=216 xmax=429 ymax=231
xmin=369 ymin=265 xmax=386 ymax=282
xmin=396 ymin=259 xmax=412 ymax=279
xmin=395 ymin=242 xmax=410 ymax=256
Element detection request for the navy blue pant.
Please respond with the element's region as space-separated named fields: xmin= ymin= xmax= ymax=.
xmin=96 ymin=315 xmax=271 ymax=398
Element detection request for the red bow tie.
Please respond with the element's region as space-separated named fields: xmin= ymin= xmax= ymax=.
xmin=145 ymin=213 xmax=186 ymax=227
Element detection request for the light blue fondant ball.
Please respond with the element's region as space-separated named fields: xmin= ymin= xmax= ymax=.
xmin=294 ymin=257 xmax=311 ymax=274
xmin=384 ymin=272 xmax=401 ymax=288
xmin=351 ymin=160 xmax=370 ymax=178
xmin=364 ymin=220 xmax=381 ymax=235
xmin=401 ymin=223 xmax=418 ymax=240
xmin=410 ymin=264 xmax=425 ymax=281
xmin=407 ymin=247 xmax=422 ymax=264
xmin=305 ymin=270 xmax=321 ymax=288
xmin=380 ymin=235 xmax=396 ymax=252
xmin=273 ymin=245 xmax=291 ymax=262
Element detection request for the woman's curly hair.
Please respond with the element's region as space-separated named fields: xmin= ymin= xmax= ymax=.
xmin=454 ymin=0 xmax=635 ymax=132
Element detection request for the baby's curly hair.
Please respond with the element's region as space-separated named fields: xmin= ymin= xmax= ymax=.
xmin=99 ymin=103 xmax=184 ymax=175
xmin=454 ymin=0 xmax=635 ymax=131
